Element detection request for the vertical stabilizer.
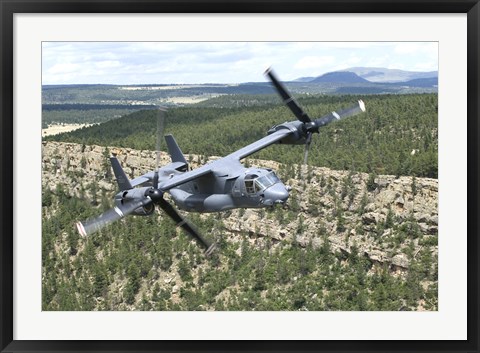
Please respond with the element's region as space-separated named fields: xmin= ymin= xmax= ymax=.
xmin=165 ymin=134 xmax=188 ymax=165
xmin=110 ymin=157 xmax=133 ymax=191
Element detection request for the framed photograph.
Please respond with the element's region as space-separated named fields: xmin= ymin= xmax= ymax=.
xmin=1 ymin=1 xmax=478 ymax=352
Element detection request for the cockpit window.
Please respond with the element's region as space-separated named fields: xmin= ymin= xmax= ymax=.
xmin=247 ymin=172 xmax=280 ymax=193
xmin=266 ymin=172 xmax=280 ymax=184
xmin=255 ymin=179 xmax=266 ymax=192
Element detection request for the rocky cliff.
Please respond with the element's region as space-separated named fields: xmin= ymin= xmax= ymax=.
xmin=42 ymin=141 xmax=438 ymax=274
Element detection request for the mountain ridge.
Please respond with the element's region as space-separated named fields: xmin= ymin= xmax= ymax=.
xmin=310 ymin=71 xmax=370 ymax=84
xmin=333 ymin=67 xmax=437 ymax=83
xmin=291 ymin=67 xmax=437 ymax=85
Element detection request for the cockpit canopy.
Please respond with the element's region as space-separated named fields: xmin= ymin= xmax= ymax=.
xmin=244 ymin=171 xmax=280 ymax=194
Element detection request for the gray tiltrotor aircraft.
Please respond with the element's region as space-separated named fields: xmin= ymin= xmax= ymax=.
xmin=76 ymin=68 xmax=366 ymax=254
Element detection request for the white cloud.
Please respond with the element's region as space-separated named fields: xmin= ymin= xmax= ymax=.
xmin=365 ymin=54 xmax=391 ymax=68
xmin=47 ymin=62 xmax=81 ymax=75
xmin=94 ymin=60 xmax=122 ymax=69
xmin=413 ymin=62 xmax=438 ymax=71
xmin=42 ymin=42 xmax=439 ymax=84
xmin=294 ymin=56 xmax=335 ymax=69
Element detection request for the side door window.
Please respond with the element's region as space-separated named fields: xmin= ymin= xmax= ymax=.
xmin=245 ymin=180 xmax=255 ymax=194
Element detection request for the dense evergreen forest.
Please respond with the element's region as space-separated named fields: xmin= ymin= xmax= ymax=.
xmin=46 ymin=93 xmax=438 ymax=178
xmin=42 ymin=177 xmax=437 ymax=312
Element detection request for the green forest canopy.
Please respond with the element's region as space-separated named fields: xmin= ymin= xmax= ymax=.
xmin=46 ymin=93 xmax=438 ymax=178
xmin=42 ymin=185 xmax=437 ymax=311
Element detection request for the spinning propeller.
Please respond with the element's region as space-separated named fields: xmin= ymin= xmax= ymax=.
xmin=264 ymin=67 xmax=365 ymax=165
xmin=76 ymin=108 xmax=216 ymax=255
xmin=76 ymin=198 xmax=152 ymax=237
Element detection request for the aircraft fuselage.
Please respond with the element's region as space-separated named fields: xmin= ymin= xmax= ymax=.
xmin=168 ymin=167 xmax=289 ymax=212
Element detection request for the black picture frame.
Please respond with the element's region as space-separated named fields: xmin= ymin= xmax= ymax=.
xmin=1 ymin=1 xmax=478 ymax=352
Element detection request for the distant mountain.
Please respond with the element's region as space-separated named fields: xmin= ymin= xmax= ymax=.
xmin=292 ymin=76 xmax=316 ymax=82
xmin=340 ymin=67 xmax=438 ymax=83
xmin=293 ymin=67 xmax=438 ymax=84
xmin=285 ymin=67 xmax=438 ymax=93
xmin=42 ymin=68 xmax=438 ymax=112
xmin=310 ymin=71 xmax=370 ymax=84
xmin=391 ymin=77 xmax=438 ymax=88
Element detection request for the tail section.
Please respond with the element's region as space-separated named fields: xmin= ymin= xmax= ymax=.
xmin=165 ymin=134 xmax=188 ymax=166
xmin=110 ymin=157 xmax=133 ymax=191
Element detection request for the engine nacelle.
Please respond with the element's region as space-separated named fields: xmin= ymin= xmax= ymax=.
xmin=114 ymin=187 xmax=155 ymax=216
xmin=113 ymin=198 xmax=155 ymax=216
xmin=267 ymin=120 xmax=307 ymax=145
xmin=132 ymin=203 xmax=155 ymax=216
xmin=117 ymin=187 xmax=150 ymax=201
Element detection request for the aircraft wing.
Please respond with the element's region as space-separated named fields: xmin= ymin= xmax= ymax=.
xmin=227 ymin=128 xmax=293 ymax=161
xmin=159 ymin=164 xmax=214 ymax=191
xmin=159 ymin=128 xmax=293 ymax=191
xmin=131 ymin=172 xmax=154 ymax=187
xmin=131 ymin=166 xmax=214 ymax=191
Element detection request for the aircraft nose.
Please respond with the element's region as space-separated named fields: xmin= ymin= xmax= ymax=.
xmin=263 ymin=183 xmax=289 ymax=205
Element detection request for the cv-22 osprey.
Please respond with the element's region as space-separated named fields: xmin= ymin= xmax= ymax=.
xmin=76 ymin=68 xmax=366 ymax=255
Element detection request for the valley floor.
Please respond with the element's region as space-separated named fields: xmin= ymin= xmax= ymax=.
xmin=42 ymin=123 xmax=95 ymax=137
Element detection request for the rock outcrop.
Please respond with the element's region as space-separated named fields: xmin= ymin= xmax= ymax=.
xmin=42 ymin=141 xmax=438 ymax=272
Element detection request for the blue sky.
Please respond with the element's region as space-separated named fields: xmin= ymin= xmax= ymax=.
xmin=42 ymin=42 xmax=438 ymax=85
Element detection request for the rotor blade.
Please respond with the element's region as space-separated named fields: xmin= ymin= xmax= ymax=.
xmin=335 ymin=99 xmax=366 ymax=119
xmin=303 ymin=132 xmax=313 ymax=165
xmin=157 ymin=198 xmax=215 ymax=254
xmin=313 ymin=100 xmax=366 ymax=130
xmin=76 ymin=199 xmax=148 ymax=237
xmin=154 ymin=108 xmax=166 ymax=189
xmin=156 ymin=108 xmax=166 ymax=170
xmin=264 ymin=67 xmax=311 ymax=123
xmin=153 ymin=171 xmax=159 ymax=189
